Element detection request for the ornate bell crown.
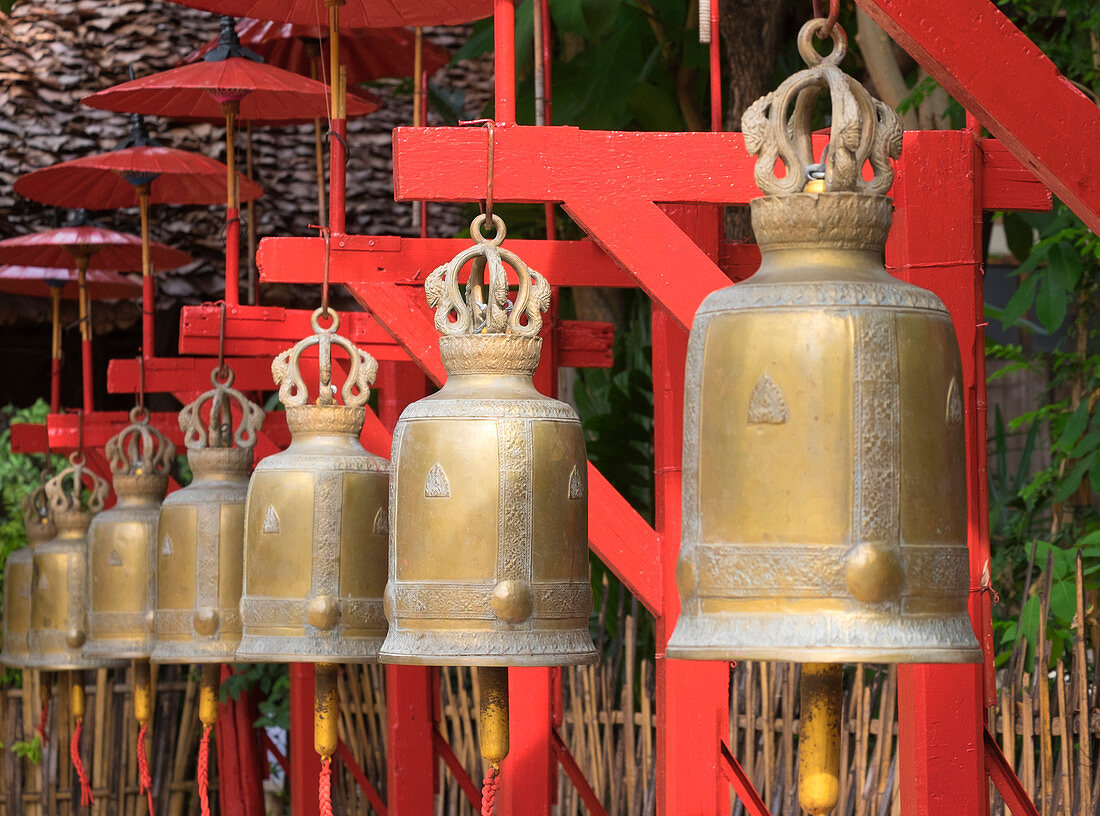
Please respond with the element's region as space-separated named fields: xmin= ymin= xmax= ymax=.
xmin=272 ymin=307 xmax=378 ymax=435
xmin=45 ymin=453 xmax=108 ymax=533
xmin=425 ymin=214 xmax=551 ymax=375
xmin=178 ymin=365 xmax=265 ymax=474
xmin=106 ymin=406 xmax=176 ymax=498
xmin=22 ymin=475 xmax=56 ymax=543
xmin=742 ymin=19 xmax=902 ymax=251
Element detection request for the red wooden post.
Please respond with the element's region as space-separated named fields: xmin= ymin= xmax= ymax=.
xmin=386 ymin=666 xmax=436 ymax=815
xmin=216 ymin=665 xmax=266 ymax=816
xmin=888 ymin=131 xmax=989 ymax=816
xmin=499 ymin=668 xmax=555 ymax=815
xmin=654 ymin=206 xmax=729 ymax=816
xmin=289 ymin=664 xmax=322 ymax=816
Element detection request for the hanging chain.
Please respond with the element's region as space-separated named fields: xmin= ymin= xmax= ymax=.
xmin=135 ymin=354 xmax=148 ymax=423
xmin=216 ymin=301 xmax=229 ymax=382
xmin=459 ymin=118 xmax=496 ymax=228
xmin=811 ymin=0 xmax=839 ymax=37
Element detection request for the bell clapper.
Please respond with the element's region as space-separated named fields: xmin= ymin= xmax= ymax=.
xmin=197 ymin=663 xmax=220 ymax=816
xmin=70 ymin=673 xmax=94 ymax=807
xmin=134 ymin=658 xmax=155 ymax=810
xmin=478 ymin=666 xmax=508 ymax=814
xmin=314 ymin=663 xmax=339 ymax=814
xmin=798 ymin=663 xmax=843 ymax=816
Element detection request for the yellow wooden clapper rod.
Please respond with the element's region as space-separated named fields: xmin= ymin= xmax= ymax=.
xmin=479 ymin=666 xmax=509 ymax=767
xmin=799 ymin=663 xmax=843 ymax=816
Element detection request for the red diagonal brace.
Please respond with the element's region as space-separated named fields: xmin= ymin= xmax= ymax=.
xmin=719 ymin=742 xmax=772 ymax=816
xmin=336 ymin=739 xmax=388 ymax=816
xmin=856 ymin=0 xmax=1095 ymax=233
xmin=984 ymin=727 xmax=1040 ymax=816
xmin=551 ymin=728 xmax=609 ymax=816
xmin=431 ymin=730 xmax=481 ymax=811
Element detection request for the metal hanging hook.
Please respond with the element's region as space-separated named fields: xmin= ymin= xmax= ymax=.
xmin=459 ymin=118 xmax=496 ymax=229
xmin=216 ymin=300 xmax=229 ymax=382
xmin=309 ymin=224 xmax=333 ymax=320
xmin=811 ymin=0 xmax=840 ymax=37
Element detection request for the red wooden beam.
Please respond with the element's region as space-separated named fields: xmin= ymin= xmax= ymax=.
xmin=856 ymin=0 xmax=1094 ymax=232
xmin=9 ymin=423 xmax=48 ymax=455
xmin=107 ymin=356 xmax=281 ymax=396
xmin=179 ymin=304 xmax=614 ymax=370
xmin=550 ymin=728 xmax=608 ymax=816
xmin=45 ymin=411 xmax=184 ymax=448
xmin=984 ymin=727 xmax=1040 ymax=816
xmin=718 ymin=742 xmax=772 ymax=816
xmin=258 ymin=235 xmax=636 ymax=288
xmin=392 ymin=127 xmax=1047 ymax=212
xmin=336 ymin=740 xmax=388 ymax=816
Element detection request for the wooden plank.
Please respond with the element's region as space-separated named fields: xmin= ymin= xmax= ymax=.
xmin=258 ymin=235 xmax=636 ymax=288
xmin=107 ymin=356 xmax=280 ymax=396
xmin=393 ymin=126 xmax=1047 ymax=213
xmin=856 ymin=0 xmax=1097 ymax=232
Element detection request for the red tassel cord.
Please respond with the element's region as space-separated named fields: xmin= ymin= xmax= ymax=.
xmin=481 ymin=766 xmax=500 ymax=816
xmin=138 ymin=722 xmax=155 ymax=816
xmin=71 ymin=716 xmax=94 ymax=807
xmin=197 ymin=724 xmax=212 ymax=816
xmin=37 ymin=699 xmax=49 ymax=743
xmin=319 ymin=755 xmax=334 ymax=816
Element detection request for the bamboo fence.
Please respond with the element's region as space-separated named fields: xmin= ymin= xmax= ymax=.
xmin=2 ymin=562 xmax=1096 ymax=816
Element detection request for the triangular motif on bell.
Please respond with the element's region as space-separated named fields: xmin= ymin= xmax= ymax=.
xmin=37 ymin=572 xmax=49 ymax=592
xmin=262 ymin=505 xmax=280 ymax=534
xmin=108 ymin=548 xmax=123 ymax=567
xmin=946 ymin=377 xmax=963 ymax=424
xmin=424 ymin=463 xmax=451 ymax=498
xmin=373 ymin=507 xmax=388 ymax=536
xmin=568 ymin=465 xmax=585 ymax=500
xmin=161 ymin=535 xmax=173 ymax=557
xmin=747 ymin=373 xmax=789 ymax=425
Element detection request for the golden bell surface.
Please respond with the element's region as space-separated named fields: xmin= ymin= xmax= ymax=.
xmin=239 ymin=308 xmax=389 ymax=662
xmin=1 ymin=477 xmax=57 ymax=667
xmin=668 ymin=21 xmax=981 ymax=664
xmin=84 ymin=407 xmax=175 ymax=660
xmin=151 ymin=367 xmax=265 ymax=664
xmin=380 ymin=215 xmax=597 ymax=667
xmin=26 ymin=454 xmax=125 ymax=670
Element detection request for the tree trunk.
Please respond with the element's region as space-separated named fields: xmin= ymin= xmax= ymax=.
xmin=720 ymin=0 xmax=790 ymax=239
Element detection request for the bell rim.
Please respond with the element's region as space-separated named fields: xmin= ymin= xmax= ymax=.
xmin=664 ymin=643 xmax=983 ymax=664
xmin=377 ymin=650 xmax=599 ymax=667
xmin=149 ymin=643 xmax=240 ymax=664
xmin=19 ymin=654 xmax=128 ymax=670
xmin=82 ymin=642 xmax=151 ymax=660
xmin=236 ymin=634 xmax=385 ymax=663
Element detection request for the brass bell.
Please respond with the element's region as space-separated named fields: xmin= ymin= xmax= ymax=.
xmin=238 ymin=307 xmax=389 ymax=662
xmin=84 ymin=407 xmax=176 ymax=660
xmin=151 ymin=366 xmax=265 ymax=664
xmin=669 ymin=19 xmax=980 ymax=666
xmin=26 ymin=454 xmax=125 ymax=670
xmin=1 ymin=475 xmax=56 ymax=667
xmin=380 ymin=214 xmax=597 ymax=667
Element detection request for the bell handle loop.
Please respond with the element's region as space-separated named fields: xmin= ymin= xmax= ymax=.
xmin=471 ymin=213 xmax=507 ymax=246
xmin=309 ymin=306 xmax=340 ymax=335
xmin=180 ymin=366 xmax=264 ymax=452
xmin=129 ymin=405 xmax=151 ymax=426
xmin=46 ymin=454 xmax=108 ymax=514
xmin=210 ymin=365 xmax=235 ymax=388
xmin=68 ymin=450 xmax=86 ymax=468
xmin=271 ymin=317 xmax=377 ymax=409
xmin=798 ymin=17 xmax=846 ymax=67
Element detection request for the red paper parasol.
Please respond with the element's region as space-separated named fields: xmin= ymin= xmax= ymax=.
xmin=0 ymin=266 xmax=140 ymax=412
xmin=0 ymin=226 xmax=191 ymax=413
xmin=182 ymin=20 xmax=450 ymax=86
xmin=15 ymin=116 xmax=262 ymax=355
xmin=83 ymin=19 xmax=378 ymax=306
xmin=164 ymin=0 xmax=491 ymax=29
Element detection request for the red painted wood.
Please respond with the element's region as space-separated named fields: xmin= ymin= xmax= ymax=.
xmin=551 ymin=728 xmax=608 ymax=816
xmin=227 ymin=204 xmax=241 ymax=306
xmin=651 ymin=210 xmax=729 ymax=816
xmin=433 ymin=729 xmax=482 ymax=810
xmin=257 ymin=235 xmax=636 ymax=288
xmin=289 ymin=664 xmax=322 ymax=816
xmin=586 ymin=465 xmax=662 ymax=616
xmin=107 ymin=355 xmax=281 ymax=395
xmin=888 ymin=132 xmax=989 ymax=816
xmin=216 ymin=666 xmax=267 ymax=816
xmin=386 ymin=666 xmax=436 ymax=816
xmin=336 ymin=740 xmax=388 ymax=816
xmin=392 ymin=127 xmax=1047 ymax=212
xmin=45 ymin=410 xmax=185 ymax=448
xmin=856 ymin=0 xmax=1097 ymax=233
xmin=718 ymin=742 xmax=772 ymax=816
xmin=494 ymin=0 xmax=515 ymax=123
xmin=499 ymin=667 xmax=554 ymax=816
xmin=9 ymin=422 xmax=50 ymax=454
xmin=984 ymin=727 xmax=1040 ymax=816
xmin=81 ymin=337 xmax=93 ymax=413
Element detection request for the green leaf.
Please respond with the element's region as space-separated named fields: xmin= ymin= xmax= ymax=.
xmin=1035 ymin=274 xmax=1068 ymax=332
xmin=1057 ymin=400 xmax=1090 ymax=452
xmin=1047 ymin=242 xmax=1085 ymax=290
xmin=1000 ymin=273 xmax=1038 ymax=329
xmin=1053 ymin=452 xmax=1096 ymax=502
xmin=1002 ymin=212 xmax=1035 ymax=263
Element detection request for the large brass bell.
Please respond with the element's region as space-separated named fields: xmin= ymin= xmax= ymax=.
xmin=380 ymin=214 xmax=596 ymax=667
xmin=239 ymin=307 xmax=388 ymax=661
xmin=151 ymin=366 xmax=265 ymax=663
xmin=26 ymin=454 xmax=125 ymax=670
xmin=669 ymin=19 xmax=980 ymax=665
xmin=1 ymin=475 xmax=56 ymax=667
xmin=84 ymin=407 xmax=176 ymax=660
xmin=667 ymin=19 xmax=981 ymax=816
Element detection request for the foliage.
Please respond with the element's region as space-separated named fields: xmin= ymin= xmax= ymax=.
xmin=450 ymin=0 xmax=710 ymax=131
xmin=10 ymin=734 xmax=43 ymax=765
xmin=985 ymin=200 xmax=1100 ymax=671
xmin=222 ymin=663 xmax=291 ymax=730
